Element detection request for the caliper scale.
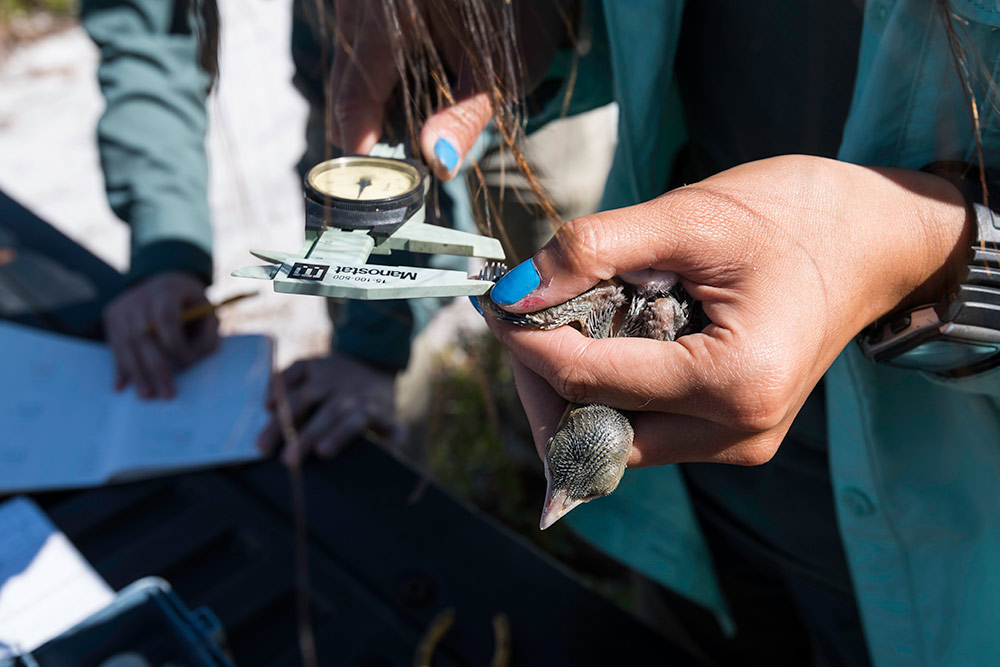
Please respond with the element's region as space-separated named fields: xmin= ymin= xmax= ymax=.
xmin=233 ymin=144 xmax=505 ymax=299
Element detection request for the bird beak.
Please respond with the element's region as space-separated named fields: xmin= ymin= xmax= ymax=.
xmin=539 ymin=486 xmax=585 ymax=530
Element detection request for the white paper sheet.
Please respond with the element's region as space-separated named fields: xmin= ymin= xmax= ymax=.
xmin=0 ymin=496 xmax=115 ymax=656
xmin=0 ymin=322 xmax=271 ymax=491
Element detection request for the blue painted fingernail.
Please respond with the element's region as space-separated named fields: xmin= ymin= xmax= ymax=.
xmin=491 ymin=259 xmax=540 ymax=305
xmin=469 ymin=295 xmax=484 ymax=316
xmin=434 ymin=138 xmax=459 ymax=171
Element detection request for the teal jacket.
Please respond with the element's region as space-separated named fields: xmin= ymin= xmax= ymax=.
xmin=560 ymin=2 xmax=1000 ymax=665
xmin=81 ymin=0 xmax=214 ymax=285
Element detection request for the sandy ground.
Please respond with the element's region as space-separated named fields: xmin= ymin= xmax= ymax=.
xmin=0 ymin=2 xmax=616 ymax=409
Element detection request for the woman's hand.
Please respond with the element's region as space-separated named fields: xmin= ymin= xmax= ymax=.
xmin=257 ymin=352 xmax=403 ymax=466
xmin=329 ymin=0 xmax=495 ymax=178
xmin=485 ymin=155 xmax=971 ymax=467
xmin=329 ymin=0 xmax=569 ymax=179
xmin=103 ymin=271 xmax=218 ymax=399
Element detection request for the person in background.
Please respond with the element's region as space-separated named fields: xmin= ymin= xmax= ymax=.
xmin=80 ymin=0 xmax=476 ymax=460
xmin=82 ymin=0 xmax=219 ymax=400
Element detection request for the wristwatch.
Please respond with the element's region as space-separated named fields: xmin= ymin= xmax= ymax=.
xmin=859 ymin=162 xmax=1000 ymax=377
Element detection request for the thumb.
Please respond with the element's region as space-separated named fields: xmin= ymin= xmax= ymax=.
xmin=419 ymin=91 xmax=492 ymax=181
xmin=490 ymin=198 xmax=687 ymax=312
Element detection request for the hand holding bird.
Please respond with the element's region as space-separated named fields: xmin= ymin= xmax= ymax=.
xmin=479 ymin=272 xmax=693 ymax=528
xmin=484 ymin=155 xmax=971 ymax=527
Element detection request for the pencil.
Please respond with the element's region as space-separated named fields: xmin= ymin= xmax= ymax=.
xmin=145 ymin=291 xmax=257 ymax=335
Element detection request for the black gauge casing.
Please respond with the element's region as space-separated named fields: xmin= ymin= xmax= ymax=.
xmin=304 ymin=156 xmax=427 ymax=238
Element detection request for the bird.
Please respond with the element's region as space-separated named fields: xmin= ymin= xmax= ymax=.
xmin=477 ymin=264 xmax=695 ymax=529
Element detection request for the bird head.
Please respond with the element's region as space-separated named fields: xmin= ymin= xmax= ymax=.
xmin=540 ymin=404 xmax=633 ymax=530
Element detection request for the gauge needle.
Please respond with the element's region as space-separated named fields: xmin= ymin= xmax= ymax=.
xmin=356 ymin=176 xmax=372 ymax=199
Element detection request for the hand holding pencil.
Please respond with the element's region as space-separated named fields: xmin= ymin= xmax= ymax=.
xmin=144 ymin=290 xmax=256 ymax=336
xmin=104 ymin=272 xmax=255 ymax=400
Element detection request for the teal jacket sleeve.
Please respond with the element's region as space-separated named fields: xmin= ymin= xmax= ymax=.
xmin=331 ymin=273 xmax=425 ymax=372
xmin=81 ymin=0 xmax=213 ymax=285
xmin=526 ymin=0 xmax=614 ymax=132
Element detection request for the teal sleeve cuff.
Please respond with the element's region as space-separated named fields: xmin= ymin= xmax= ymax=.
xmin=333 ymin=299 xmax=416 ymax=372
xmin=122 ymin=196 xmax=213 ymax=283
xmin=127 ymin=240 xmax=212 ymax=286
xmin=330 ymin=248 xmax=444 ymax=372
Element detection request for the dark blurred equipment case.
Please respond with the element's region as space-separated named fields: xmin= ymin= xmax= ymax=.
xmin=2 ymin=577 xmax=232 ymax=667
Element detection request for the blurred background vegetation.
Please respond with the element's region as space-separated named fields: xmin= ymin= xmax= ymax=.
xmin=0 ymin=0 xmax=76 ymax=21
xmin=0 ymin=0 xmax=76 ymax=57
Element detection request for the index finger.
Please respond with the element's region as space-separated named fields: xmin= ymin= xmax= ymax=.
xmin=150 ymin=295 xmax=190 ymax=363
xmin=489 ymin=188 xmax=738 ymax=313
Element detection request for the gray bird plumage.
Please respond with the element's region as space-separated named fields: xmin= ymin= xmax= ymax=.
xmin=478 ymin=268 xmax=693 ymax=529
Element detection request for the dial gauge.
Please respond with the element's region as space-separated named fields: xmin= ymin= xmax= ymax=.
xmin=303 ymin=155 xmax=427 ymax=236
xmin=307 ymin=156 xmax=422 ymax=203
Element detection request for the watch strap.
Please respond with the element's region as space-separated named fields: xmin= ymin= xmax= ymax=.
xmin=921 ymin=160 xmax=1000 ymax=325
xmin=937 ymin=202 xmax=1000 ymax=334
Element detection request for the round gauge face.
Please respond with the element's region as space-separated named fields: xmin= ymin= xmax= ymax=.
xmin=307 ymin=157 xmax=422 ymax=202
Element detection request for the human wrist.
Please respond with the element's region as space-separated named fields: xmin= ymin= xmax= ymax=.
xmin=897 ymin=169 xmax=972 ymax=312
xmin=857 ymin=166 xmax=971 ymax=325
xmin=858 ymin=164 xmax=1000 ymax=375
xmin=756 ymin=158 xmax=969 ymax=333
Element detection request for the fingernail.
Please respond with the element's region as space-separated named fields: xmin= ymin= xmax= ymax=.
xmin=434 ymin=138 xmax=459 ymax=171
xmin=491 ymin=259 xmax=540 ymax=306
xmin=469 ymin=295 xmax=484 ymax=316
